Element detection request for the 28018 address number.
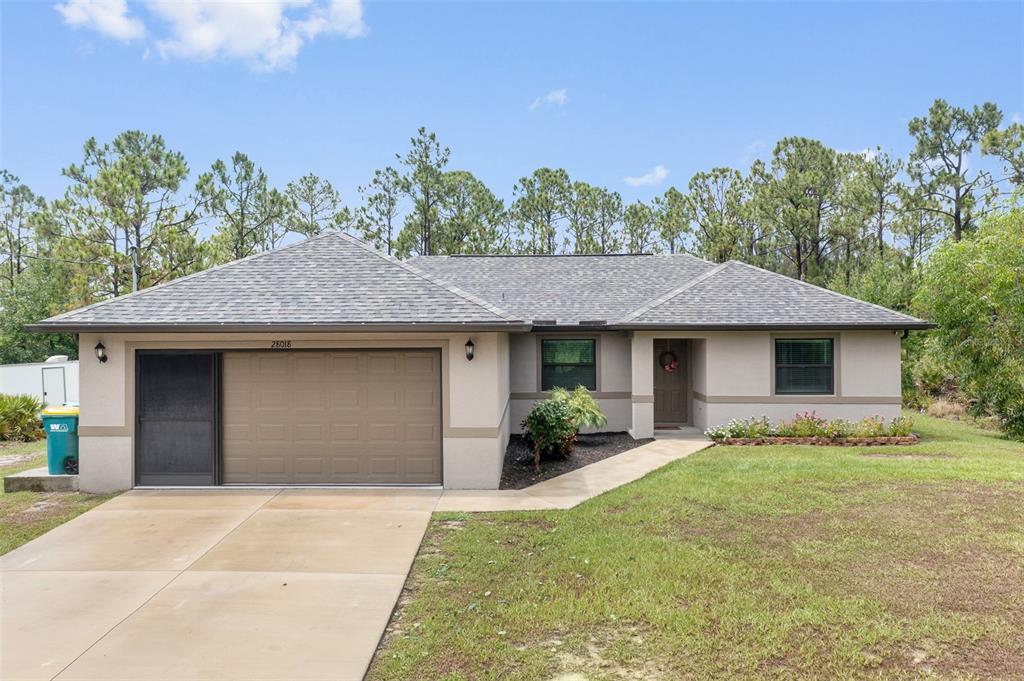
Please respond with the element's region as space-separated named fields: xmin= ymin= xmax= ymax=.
xmin=270 ymin=340 xmax=292 ymax=349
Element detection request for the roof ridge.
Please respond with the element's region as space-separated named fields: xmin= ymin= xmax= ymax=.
xmin=614 ymin=261 xmax=732 ymax=324
xmin=335 ymin=233 xmax=522 ymax=322
xmin=725 ymin=259 xmax=927 ymax=323
xmin=42 ymin=232 xmax=340 ymax=323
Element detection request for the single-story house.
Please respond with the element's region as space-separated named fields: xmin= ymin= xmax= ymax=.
xmin=29 ymin=233 xmax=931 ymax=493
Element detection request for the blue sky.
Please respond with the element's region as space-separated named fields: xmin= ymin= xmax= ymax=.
xmin=2 ymin=1 xmax=1022 ymax=212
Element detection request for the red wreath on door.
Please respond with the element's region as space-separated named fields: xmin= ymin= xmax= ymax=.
xmin=659 ymin=350 xmax=679 ymax=373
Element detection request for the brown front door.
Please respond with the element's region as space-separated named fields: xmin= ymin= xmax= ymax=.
xmin=653 ymin=339 xmax=689 ymax=426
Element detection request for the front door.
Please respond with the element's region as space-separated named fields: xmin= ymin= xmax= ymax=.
xmin=136 ymin=353 xmax=219 ymax=486
xmin=653 ymin=339 xmax=689 ymax=426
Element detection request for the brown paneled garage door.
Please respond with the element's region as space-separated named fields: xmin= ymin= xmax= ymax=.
xmin=221 ymin=350 xmax=442 ymax=484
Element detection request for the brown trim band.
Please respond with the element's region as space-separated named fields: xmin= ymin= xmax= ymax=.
xmin=632 ymin=395 xmax=655 ymax=404
xmin=78 ymin=426 xmax=131 ymax=437
xmin=511 ymin=391 xmax=631 ymax=400
xmin=692 ymin=391 xmax=900 ymax=405
xmin=444 ymin=427 xmax=501 ymax=438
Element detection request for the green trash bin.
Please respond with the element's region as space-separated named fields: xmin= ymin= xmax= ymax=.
xmin=41 ymin=406 xmax=80 ymax=475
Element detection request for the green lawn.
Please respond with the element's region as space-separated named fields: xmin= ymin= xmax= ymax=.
xmin=370 ymin=414 xmax=1024 ymax=680
xmin=0 ymin=440 xmax=115 ymax=555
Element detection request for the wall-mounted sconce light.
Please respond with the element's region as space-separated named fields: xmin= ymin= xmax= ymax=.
xmin=464 ymin=338 xmax=475 ymax=361
xmin=95 ymin=341 xmax=108 ymax=364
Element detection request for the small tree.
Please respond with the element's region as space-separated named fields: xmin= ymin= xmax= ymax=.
xmin=915 ymin=209 xmax=1024 ymax=437
xmin=520 ymin=400 xmax=577 ymax=472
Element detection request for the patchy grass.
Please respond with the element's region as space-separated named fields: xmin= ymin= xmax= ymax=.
xmin=0 ymin=439 xmax=115 ymax=555
xmin=369 ymin=413 xmax=1024 ymax=680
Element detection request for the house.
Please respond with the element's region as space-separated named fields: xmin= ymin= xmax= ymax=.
xmin=29 ymin=233 xmax=931 ymax=493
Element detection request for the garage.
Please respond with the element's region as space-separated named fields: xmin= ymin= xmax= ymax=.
xmin=134 ymin=348 xmax=444 ymax=486
xmin=221 ymin=350 xmax=443 ymax=485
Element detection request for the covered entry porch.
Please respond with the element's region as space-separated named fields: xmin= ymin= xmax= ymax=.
xmin=629 ymin=333 xmax=709 ymax=439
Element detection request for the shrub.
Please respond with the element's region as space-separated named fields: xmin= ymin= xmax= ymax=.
xmin=0 ymin=393 xmax=44 ymax=441
xmin=914 ymin=352 xmax=958 ymax=396
xmin=852 ymin=415 xmax=887 ymax=438
xmin=887 ymin=416 xmax=914 ymax=437
xmin=926 ymin=398 xmax=968 ymax=420
xmin=521 ymin=399 xmax=577 ymax=470
xmin=549 ymin=386 xmax=608 ymax=432
xmin=705 ymin=417 xmax=776 ymax=439
xmin=705 ymin=413 xmax=915 ymax=441
xmin=779 ymin=411 xmax=827 ymax=437
xmin=822 ymin=419 xmax=853 ymax=438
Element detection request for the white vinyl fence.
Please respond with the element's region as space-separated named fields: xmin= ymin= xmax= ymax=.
xmin=0 ymin=357 xmax=79 ymax=406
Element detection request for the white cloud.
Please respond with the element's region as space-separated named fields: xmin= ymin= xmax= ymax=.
xmin=55 ymin=0 xmax=145 ymax=42
xmin=529 ymin=88 xmax=568 ymax=112
xmin=624 ymin=164 xmax=669 ymax=187
xmin=54 ymin=0 xmax=366 ymax=70
xmin=738 ymin=139 xmax=767 ymax=166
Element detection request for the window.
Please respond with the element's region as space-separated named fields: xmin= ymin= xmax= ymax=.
xmin=775 ymin=338 xmax=834 ymax=395
xmin=541 ymin=339 xmax=597 ymax=391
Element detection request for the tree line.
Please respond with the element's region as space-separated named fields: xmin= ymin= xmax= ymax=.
xmin=1 ymin=98 xmax=1021 ymax=365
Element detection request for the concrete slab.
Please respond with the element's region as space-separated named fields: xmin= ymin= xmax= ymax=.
xmin=97 ymin=489 xmax=277 ymax=512
xmin=1 ymin=571 xmax=176 ymax=681
xmin=3 ymin=467 xmax=78 ymax=493
xmin=267 ymin=487 xmax=440 ymax=512
xmin=190 ymin=508 xmax=432 ymax=574
xmin=0 ymin=508 xmax=255 ymax=572
xmin=55 ymin=571 xmax=406 ymax=681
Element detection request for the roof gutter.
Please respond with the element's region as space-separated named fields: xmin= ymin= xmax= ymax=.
xmin=25 ymin=321 xmax=533 ymax=334
xmin=606 ymin=322 xmax=937 ymax=331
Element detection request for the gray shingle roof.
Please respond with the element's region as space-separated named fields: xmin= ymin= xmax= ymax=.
xmin=32 ymin=233 xmax=523 ymax=331
xmin=413 ymin=254 xmax=930 ymax=329
xmin=617 ymin=260 xmax=928 ymax=328
xmin=410 ymin=253 xmax=718 ymax=325
xmin=32 ymin=235 xmax=931 ymax=333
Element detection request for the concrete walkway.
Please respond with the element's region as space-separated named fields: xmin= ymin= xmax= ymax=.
xmin=0 ymin=437 xmax=709 ymax=681
xmin=438 ymin=437 xmax=711 ymax=512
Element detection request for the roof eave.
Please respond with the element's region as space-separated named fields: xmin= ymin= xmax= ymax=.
xmin=25 ymin=321 xmax=532 ymax=334
xmin=608 ymin=322 xmax=937 ymax=331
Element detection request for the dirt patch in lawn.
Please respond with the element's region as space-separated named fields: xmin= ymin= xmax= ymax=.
xmin=500 ymin=432 xmax=654 ymax=490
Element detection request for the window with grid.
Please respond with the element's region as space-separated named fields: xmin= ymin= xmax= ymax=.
xmin=774 ymin=338 xmax=834 ymax=395
xmin=541 ymin=339 xmax=597 ymax=391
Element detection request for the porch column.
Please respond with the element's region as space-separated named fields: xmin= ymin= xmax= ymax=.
xmin=628 ymin=332 xmax=654 ymax=439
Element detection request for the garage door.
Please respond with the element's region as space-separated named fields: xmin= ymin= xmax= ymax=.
xmin=222 ymin=350 xmax=442 ymax=484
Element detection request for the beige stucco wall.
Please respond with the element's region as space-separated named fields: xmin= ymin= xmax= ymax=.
xmin=76 ymin=331 xmax=510 ymax=492
xmin=508 ymin=331 xmax=633 ymax=434
xmin=630 ymin=329 xmax=903 ymax=435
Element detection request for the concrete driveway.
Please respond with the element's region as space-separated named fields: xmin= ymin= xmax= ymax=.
xmin=1 ymin=488 xmax=440 ymax=681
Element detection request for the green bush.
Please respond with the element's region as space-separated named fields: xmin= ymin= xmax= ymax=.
xmin=915 ymin=209 xmax=1024 ymax=439
xmin=0 ymin=393 xmax=44 ymax=441
xmin=778 ymin=411 xmax=828 ymax=437
xmin=549 ymin=386 xmax=608 ymax=431
xmin=521 ymin=399 xmax=577 ymax=470
xmin=705 ymin=417 xmax=777 ymax=439
xmin=887 ymin=416 xmax=915 ymax=436
xmin=705 ymin=413 xmax=915 ymax=441
xmin=851 ymin=415 xmax=887 ymax=437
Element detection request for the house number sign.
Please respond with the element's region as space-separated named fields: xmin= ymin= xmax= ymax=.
xmin=270 ymin=340 xmax=292 ymax=349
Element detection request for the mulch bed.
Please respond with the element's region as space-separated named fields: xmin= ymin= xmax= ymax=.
xmin=716 ymin=435 xmax=920 ymax=446
xmin=500 ymin=432 xmax=654 ymax=490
